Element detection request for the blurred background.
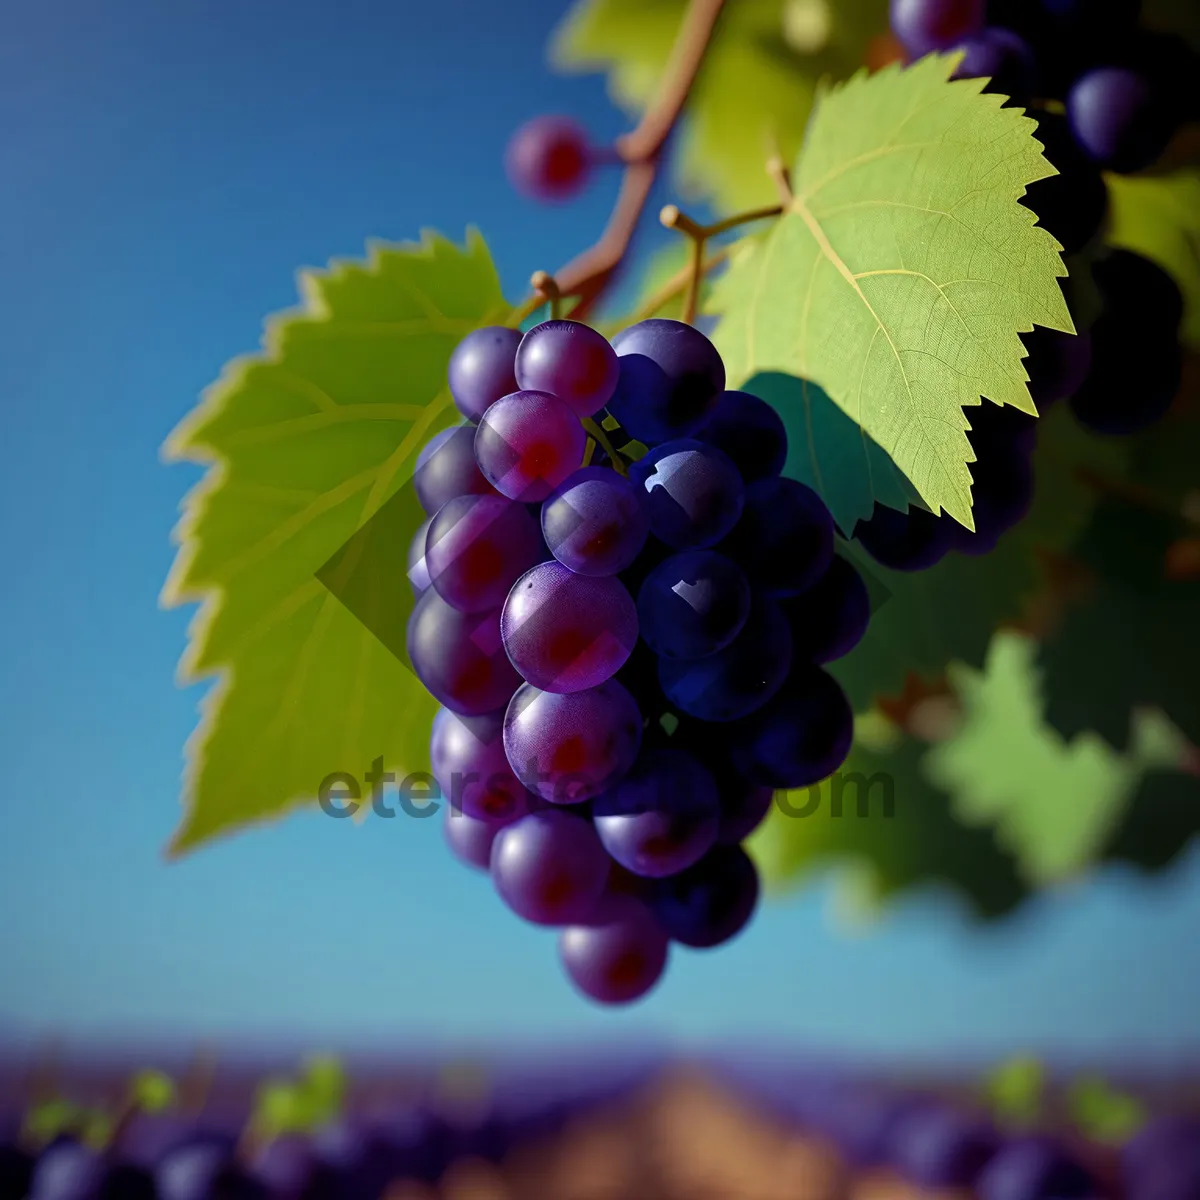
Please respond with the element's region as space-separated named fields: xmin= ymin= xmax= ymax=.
xmin=1 ymin=0 xmax=1198 ymax=1106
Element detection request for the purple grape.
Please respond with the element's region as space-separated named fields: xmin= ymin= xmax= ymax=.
xmin=592 ymin=747 xmax=721 ymax=877
xmin=890 ymin=1105 xmax=1000 ymax=1188
xmin=501 ymin=560 xmax=638 ymax=693
xmin=431 ymin=707 xmax=536 ymax=821
xmin=1022 ymin=110 xmax=1108 ymax=256
xmin=541 ymin=467 xmax=649 ymax=576
xmin=607 ymin=319 xmax=726 ymax=445
xmin=444 ymin=807 xmax=512 ymax=870
xmin=1068 ymin=66 xmax=1172 ymax=174
xmin=854 ymin=502 xmax=956 ymax=571
xmin=780 ymin=554 xmax=870 ymax=665
xmin=514 ymin=320 xmax=619 ymax=418
xmin=559 ymin=895 xmax=669 ymax=1004
xmin=407 ymin=589 xmax=521 ymax=716
xmin=714 ymin=772 xmax=775 ymax=844
xmin=950 ymin=450 xmax=1034 ymax=554
xmin=694 ymin=390 xmax=788 ymax=483
xmin=29 ymin=1143 xmax=106 ymax=1200
xmin=976 ymin=1135 xmax=1096 ymax=1200
xmin=729 ymin=666 xmax=854 ymax=790
xmin=248 ymin=1134 xmax=334 ymax=1199
xmin=155 ymin=1142 xmax=262 ymax=1200
xmin=425 ymin=493 xmax=542 ymax=613
xmin=637 ymin=550 xmax=751 ymax=660
xmin=891 ymin=0 xmax=984 ymax=57
xmin=491 ymin=810 xmax=611 ymax=925
xmin=1023 ymin=326 xmax=1092 ymax=408
xmin=1123 ymin=1116 xmax=1200 ymax=1188
xmin=407 ymin=515 xmax=432 ymax=598
xmin=951 ymin=26 xmax=1037 ymax=100
xmin=413 ymin=425 xmax=496 ymax=515
xmin=720 ymin=477 xmax=834 ymax=596
xmin=646 ymin=844 xmax=760 ymax=949
xmin=505 ymin=115 xmax=592 ymax=202
xmin=503 ymin=679 xmax=643 ymax=803
xmin=630 ymin=440 xmax=745 ymax=550
xmin=474 ymin=390 xmax=586 ymax=502
xmin=658 ymin=594 xmax=792 ymax=722
xmin=448 ymin=326 xmax=522 ymax=422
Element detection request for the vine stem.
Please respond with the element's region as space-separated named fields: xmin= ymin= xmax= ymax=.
xmin=581 ymin=417 xmax=628 ymax=476
xmin=523 ymin=0 xmax=728 ymax=321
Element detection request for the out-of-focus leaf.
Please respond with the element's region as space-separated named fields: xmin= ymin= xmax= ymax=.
xmin=984 ymin=1054 xmax=1046 ymax=1130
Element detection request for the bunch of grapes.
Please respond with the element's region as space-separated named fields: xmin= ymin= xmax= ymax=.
xmin=408 ymin=316 xmax=865 ymax=1005
xmin=854 ymin=0 xmax=1193 ymax=572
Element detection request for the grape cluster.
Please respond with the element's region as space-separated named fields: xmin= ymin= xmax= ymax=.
xmin=855 ymin=0 xmax=1193 ymax=573
xmin=411 ymin=316 xmax=865 ymax=1005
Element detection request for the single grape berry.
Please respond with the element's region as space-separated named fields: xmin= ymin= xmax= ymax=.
xmin=729 ymin=666 xmax=854 ymax=790
xmin=407 ymin=590 xmax=521 ymax=717
xmin=952 ymin=26 xmax=1037 ymax=100
xmin=658 ymin=594 xmax=792 ymax=723
xmin=541 ymin=467 xmax=649 ymax=576
xmin=781 ymin=554 xmax=871 ymax=665
xmin=501 ymin=560 xmax=638 ymax=693
xmin=443 ymin=807 xmax=514 ymax=872
xmin=503 ymin=679 xmax=643 ymax=804
xmin=448 ymin=326 xmax=522 ymax=422
xmin=630 ymin=439 xmax=745 ymax=550
xmin=637 ymin=549 xmax=751 ymax=660
xmin=709 ymin=763 xmax=776 ymax=844
xmin=607 ymin=318 xmax=726 ymax=445
xmin=1068 ymin=66 xmax=1173 ymax=174
xmin=854 ymin=503 xmax=956 ymax=571
xmin=950 ymin=451 xmax=1034 ymax=555
xmin=890 ymin=1106 xmax=1000 ymax=1188
xmin=647 ymin=844 xmax=760 ymax=950
xmin=1022 ymin=326 xmax=1092 ymax=408
xmin=474 ymin=389 xmax=586 ymax=502
xmin=720 ymin=476 xmax=835 ymax=596
xmin=558 ymin=895 xmax=669 ymax=1005
xmin=505 ymin=115 xmax=592 ymax=202
xmin=694 ymin=390 xmax=788 ymax=483
xmin=490 ymin=810 xmax=610 ymax=925
xmin=515 ymin=320 xmax=619 ymax=418
xmin=414 ymin=425 xmax=497 ymax=515
xmin=425 ymin=494 xmax=543 ymax=613
xmin=976 ymin=1135 xmax=1096 ymax=1200
xmin=592 ymin=747 xmax=721 ymax=878
xmin=431 ymin=708 xmax=536 ymax=823
xmin=891 ymin=0 xmax=985 ymax=57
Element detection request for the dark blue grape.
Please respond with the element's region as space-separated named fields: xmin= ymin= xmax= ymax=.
xmin=637 ymin=550 xmax=751 ymax=659
xmin=646 ymin=844 xmax=760 ymax=949
xmin=713 ymin=772 xmax=775 ymax=844
xmin=854 ymin=503 xmax=956 ymax=571
xmin=952 ymin=27 xmax=1038 ymax=101
xmin=693 ymin=390 xmax=788 ymax=483
xmin=413 ymin=425 xmax=496 ymax=515
xmin=156 ymin=1142 xmax=265 ymax=1200
xmin=448 ymin=326 xmax=521 ymax=423
xmin=781 ymin=554 xmax=870 ymax=664
xmin=950 ymin=448 xmax=1034 ymax=555
xmin=1068 ymin=66 xmax=1174 ymax=174
xmin=607 ymin=319 xmax=725 ymax=445
xmin=729 ymin=666 xmax=854 ymax=790
xmin=977 ymin=1135 xmax=1096 ymax=1200
xmin=630 ymin=440 xmax=745 ymax=550
xmin=658 ymin=594 xmax=792 ymax=722
xmin=541 ymin=467 xmax=649 ymax=576
xmin=1022 ymin=326 xmax=1092 ymax=408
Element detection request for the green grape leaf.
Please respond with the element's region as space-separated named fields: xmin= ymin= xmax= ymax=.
xmin=1067 ymin=1075 xmax=1148 ymax=1144
xmin=711 ymin=54 xmax=1073 ymax=528
xmin=925 ymin=632 xmax=1186 ymax=885
xmin=830 ymin=405 xmax=1122 ymax=710
xmin=749 ymin=716 xmax=1028 ymax=920
xmin=983 ymin=1054 xmax=1046 ymax=1130
xmin=1038 ymin=501 xmax=1200 ymax=751
xmin=161 ymin=230 xmax=511 ymax=853
xmin=551 ymin=0 xmax=889 ymax=213
xmin=130 ymin=1069 xmax=177 ymax=1114
xmin=1107 ymin=169 xmax=1200 ymax=350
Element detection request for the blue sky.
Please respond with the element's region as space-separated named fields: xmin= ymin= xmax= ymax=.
xmin=0 ymin=0 xmax=1197 ymax=1065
